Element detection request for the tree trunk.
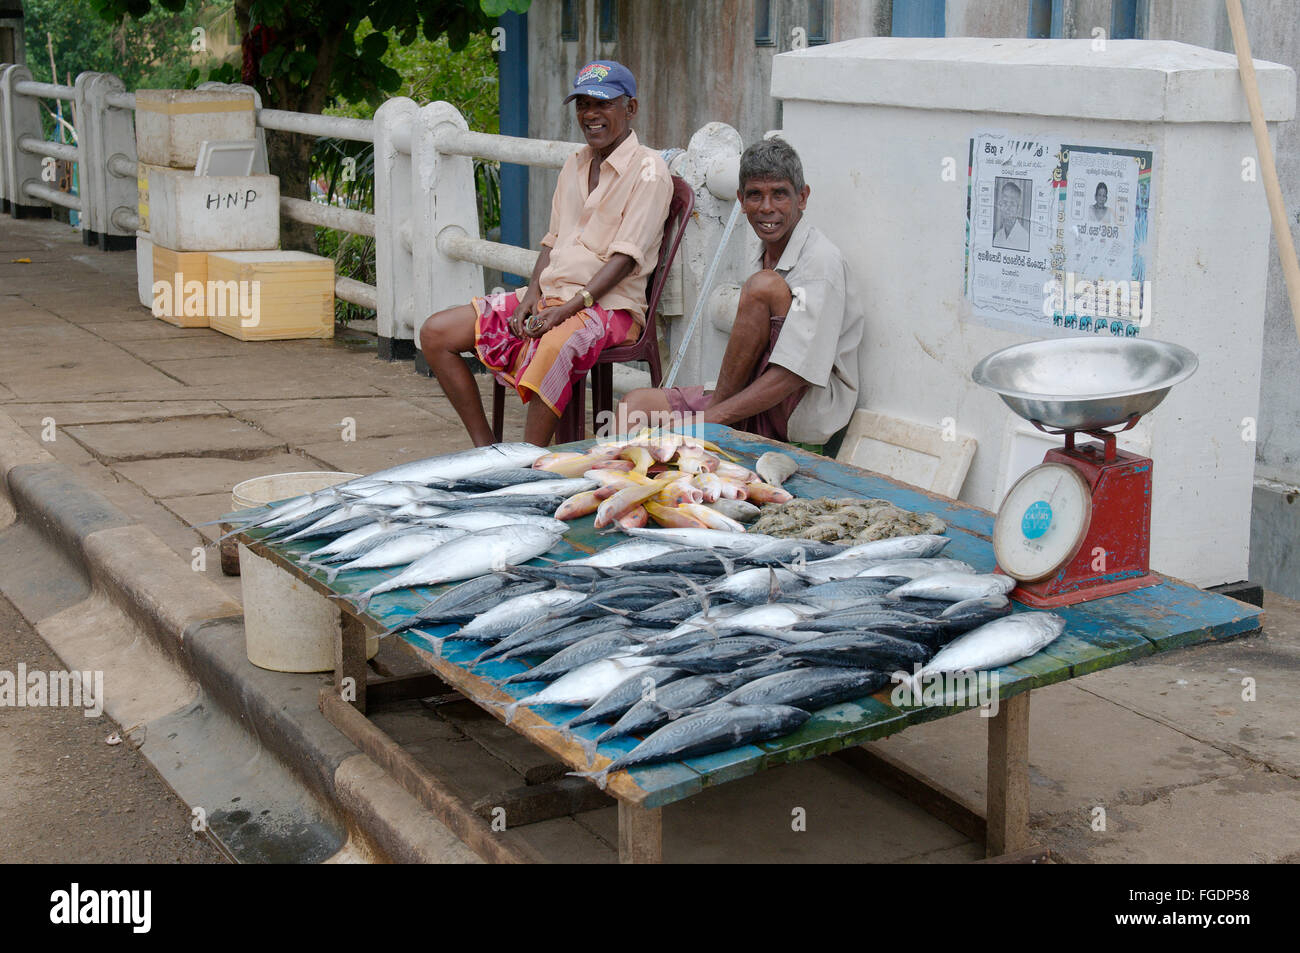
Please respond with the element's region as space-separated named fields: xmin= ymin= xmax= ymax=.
xmin=265 ymin=127 xmax=316 ymax=252
xmin=235 ymin=0 xmax=346 ymax=253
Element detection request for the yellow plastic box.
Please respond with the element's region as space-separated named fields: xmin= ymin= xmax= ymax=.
xmin=206 ymin=251 xmax=335 ymax=341
xmin=150 ymin=244 xmax=210 ymax=328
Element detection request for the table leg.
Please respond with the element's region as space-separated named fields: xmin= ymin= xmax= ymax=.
xmin=986 ymin=690 xmax=1030 ymax=857
xmin=335 ymin=612 xmax=368 ymax=713
xmin=618 ymin=801 xmax=662 ymax=864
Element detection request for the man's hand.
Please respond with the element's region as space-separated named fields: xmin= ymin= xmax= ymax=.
xmin=508 ymin=293 xmax=539 ymax=337
xmin=524 ymin=301 xmax=579 ymax=339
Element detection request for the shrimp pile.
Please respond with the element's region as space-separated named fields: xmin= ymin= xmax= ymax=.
xmin=752 ymin=497 xmax=946 ymax=543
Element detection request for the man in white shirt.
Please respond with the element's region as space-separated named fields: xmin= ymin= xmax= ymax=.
xmin=994 ymin=179 xmax=1031 ymax=251
xmin=617 ymin=137 xmax=863 ymax=453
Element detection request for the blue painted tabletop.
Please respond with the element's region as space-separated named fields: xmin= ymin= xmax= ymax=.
xmin=244 ymin=424 xmax=1263 ymax=808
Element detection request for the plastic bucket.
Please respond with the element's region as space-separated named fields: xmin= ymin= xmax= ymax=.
xmin=231 ymin=470 xmax=363 ymax=510
xmin=220 ymin=471 xmax=360 ymax=576
xmin=225 ymin=471 xmax=376 ymax=674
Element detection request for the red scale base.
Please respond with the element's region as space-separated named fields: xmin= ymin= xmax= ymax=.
xmin=1009 ymin=430 xmax=1162 ymax=609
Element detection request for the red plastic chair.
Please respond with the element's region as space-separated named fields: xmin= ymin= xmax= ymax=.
xmin=492 ymin=175 xmax=695 ymax=443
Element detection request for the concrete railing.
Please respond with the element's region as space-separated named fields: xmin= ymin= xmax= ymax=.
xmin=0 ymin=63 xmax=748 ymax=375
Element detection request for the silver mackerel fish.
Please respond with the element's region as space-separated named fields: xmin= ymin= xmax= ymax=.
xmin=348 ymin=524 xmax=562 ymax=611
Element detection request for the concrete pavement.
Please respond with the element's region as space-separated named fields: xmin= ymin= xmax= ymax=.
xmin=1 ymin=216 xmax=1297 ymax=863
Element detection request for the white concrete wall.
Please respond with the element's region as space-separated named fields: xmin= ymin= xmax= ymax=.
xmin=1138 ymin=0 xmax=1300 ymax=595
xmin=772 ymin=37 xmax=1293 ymax=588
xmin=945 ymin=0 xmax=1026 ymax=38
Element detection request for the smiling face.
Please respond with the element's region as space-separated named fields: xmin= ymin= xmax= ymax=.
xmin=574 ymin=94 xmax=635 ymax=154
xmin=1094 ymin=183 xmax=1108 ymax=207
xmin=738 ymin=177 xmax=810 ymax=250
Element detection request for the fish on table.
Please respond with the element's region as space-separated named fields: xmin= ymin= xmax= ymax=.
xmin=902 ymin=612 xmax=1067 ymax=692
xmin=571 ymin=703 xmax=811 ymax=790
xmin=345 ymin=524 xmax=564 ymax=612
xmin=229 ymin=440 xmax=1077 ymax=784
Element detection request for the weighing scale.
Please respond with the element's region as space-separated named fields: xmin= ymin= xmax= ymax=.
xmin=972 ymin=338 xmax=1199 ymax=608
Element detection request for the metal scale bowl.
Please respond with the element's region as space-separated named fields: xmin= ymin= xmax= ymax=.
xmin=972 ymin=338 xmax=1199 ymax=607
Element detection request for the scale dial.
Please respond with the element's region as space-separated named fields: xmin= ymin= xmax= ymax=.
xmin=994 ymin=462 xmax=1093 ymax=582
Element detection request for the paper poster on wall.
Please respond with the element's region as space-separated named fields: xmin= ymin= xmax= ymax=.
xmin=964 ymin=132 xmax=1155 ymax=337
xmin=1054 ymin=143 xmax=1154 ymax=336
xmin=963 ymin=132 xmax=1061 ymax=334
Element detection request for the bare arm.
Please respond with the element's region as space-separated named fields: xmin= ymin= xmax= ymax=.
xmin=700 ymin=365 xmax=807 ymax=426
xmin=509 ymin=246 xmax=553 ymax=336
xmin=524 ymin=252 xmax=637 ymax=338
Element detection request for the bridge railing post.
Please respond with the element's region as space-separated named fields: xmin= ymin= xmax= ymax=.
xmin=90 ymin=72 xmax=139 ymax=249
xmin=0 ymin=64 xmax=50 ymax=218
xmin=74 ymin=70 xmax=103 ymax=243
xmin=373 ymin=97 xmax=419 ymax=360
xmin=0 ymin=63 xmax=11 ymax=213
xmin=671 ymin=121 xmax=748 ymax=389
xmin=412 ymin=100 xmax=484 ymax=353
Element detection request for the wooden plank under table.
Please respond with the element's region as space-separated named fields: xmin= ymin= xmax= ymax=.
xmin=238 ymin=424 xmax=1263 ymax=863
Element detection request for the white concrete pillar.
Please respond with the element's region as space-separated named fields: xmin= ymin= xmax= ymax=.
xmin=77 ymin=71 xmax=138 ymax=249
xmin=410 ymin=100 xmax=484 ymax=346
xmin=771 ymin=37 xmax=1296 ymax=588
xmin=670 ymin=121 xmax=753 ymax=390
xmin=73 ymin=71 xmax=102 ymax=242
xmin=0 ymin=65 xmax=48 ymax=217
xmin=372 ymin=97 xmax=419 ymax=354
xmin=92 ymin=73 xmax=140 ymax=248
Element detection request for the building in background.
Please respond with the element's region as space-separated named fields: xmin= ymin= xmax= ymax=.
xmin=0 ymin=1 xmax=24 ymax=67
xmin=518 ymin=0 xmax=1300 ymax=598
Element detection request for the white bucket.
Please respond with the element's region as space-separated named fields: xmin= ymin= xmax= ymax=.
xmin=233 ymin=471 xmax=379 ymax=673
xmin=232 ymin=470 xmax=362 ymax=510
xmin=220 ymin=471 xmax=361 ymax=575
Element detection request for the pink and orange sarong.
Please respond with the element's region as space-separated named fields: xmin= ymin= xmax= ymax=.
xmin=473 ymin=290 xmax=639 ymax=416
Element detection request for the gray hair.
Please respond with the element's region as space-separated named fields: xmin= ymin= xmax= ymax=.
xmin=739 ymin=136 xmax=805 ymax=194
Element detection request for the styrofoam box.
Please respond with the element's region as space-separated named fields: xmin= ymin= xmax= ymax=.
xmin=146 ymin=165 xmax=280 ymax=251
xmin=136 ymin=161 xmax=165 ymax=234
xmin=135 ymin=230 xmax=153 ymax=309
xmin=135 ymin=89 xmax=256 ymax=169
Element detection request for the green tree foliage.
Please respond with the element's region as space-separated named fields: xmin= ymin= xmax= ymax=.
xmin=25 ymin=0 xmax=232 ymax=92
xmin=87 ymin=0 xmax=528 ymax=250
xmin=88 ymin=0 xmax=527 ymax=114
xmin=313 ymin=24 xmax=502 ymax=323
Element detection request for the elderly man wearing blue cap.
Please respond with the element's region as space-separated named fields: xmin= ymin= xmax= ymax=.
xmin=420 ymin=60 xmax=672 ymax=447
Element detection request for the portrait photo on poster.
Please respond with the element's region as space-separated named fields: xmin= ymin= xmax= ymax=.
xmin=1088 ymin=181 xmax=1114 ymax=224
xmin=992 ymin=175 xmax=1032 ymax=252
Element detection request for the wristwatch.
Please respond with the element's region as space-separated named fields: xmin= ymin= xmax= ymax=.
xmin=580 ymin=289 xmax=594 ymax=308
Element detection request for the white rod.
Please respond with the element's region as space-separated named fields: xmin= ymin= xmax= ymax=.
xmin=23 ymin=181 xmax=81 ymax=210
xmin=257 ymin=108 xmax=374 ymax=143
xmin=335 ymin=277 xmax=377 ymax=310
xmin=437 ymin=227 xmax=538 ymax=276
xmin=281 ymin=196 xmax=376 ymax=237
xmin=17 ymin=134 xmax=77 ymax=162
xmin=665 ymin=200 xmax=743 ymax=388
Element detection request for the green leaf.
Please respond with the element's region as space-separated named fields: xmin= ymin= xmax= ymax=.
xmin=479 ymin=0 xmax=510 ymax=16
xmin=507 ymin=0 xmax=533 ymax=12
xmin=361 ymin=31 xmax=388 ymax=58
xmin=261 ymin=46 xmax=285 ymax=74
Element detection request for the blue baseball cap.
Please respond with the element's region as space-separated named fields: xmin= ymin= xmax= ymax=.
xmin=563 ymin=61 xmax=636 ymax=103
